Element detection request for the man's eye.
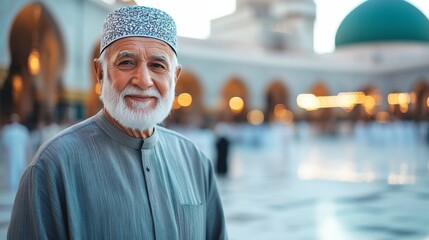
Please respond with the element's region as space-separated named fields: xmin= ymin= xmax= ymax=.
xmin=119 ymin=60 xmax=134 ymax=66
xmin=150 ymin=63 xmax=166 ymax=69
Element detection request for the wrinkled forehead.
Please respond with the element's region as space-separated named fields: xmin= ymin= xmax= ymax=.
xmin=106 ymin=37 xmax=175 ymax=61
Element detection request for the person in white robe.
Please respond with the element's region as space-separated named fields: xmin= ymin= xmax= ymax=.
xmin=1 ymin=113 xmax=30 ymax=191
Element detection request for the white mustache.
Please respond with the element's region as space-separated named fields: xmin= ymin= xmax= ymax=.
xmin=121 ymin=88 xmax=161 ymax=99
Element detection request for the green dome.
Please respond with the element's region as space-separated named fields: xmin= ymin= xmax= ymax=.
xmin=335 ymin=0 xmax=429 ymax=48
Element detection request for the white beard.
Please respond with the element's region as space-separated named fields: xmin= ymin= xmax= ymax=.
xmin=99 ymin=74 xmax=175 ymax=132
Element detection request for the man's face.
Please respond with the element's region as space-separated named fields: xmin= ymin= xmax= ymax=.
xmin=98 ymin=37 xmax=181 ymax=131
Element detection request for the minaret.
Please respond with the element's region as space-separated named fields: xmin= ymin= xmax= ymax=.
xmin=210 ymin=0 xmax=316 ymax=53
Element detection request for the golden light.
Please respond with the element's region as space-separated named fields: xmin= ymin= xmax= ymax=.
xmin=247 ymin=109 xmax=264 ymax=125
xmin=12 ymin=75 xmax=23 ymax=93
xmin=399 ymin=103 xmax=408 ymax=113
xmin=274 ymin=104 xmax=286 ymax=117
xmin=388 ymin=92 xmax=410 ymax=105
xmin=388 ymin=93 xmax=411 ymax=114
xmin=28 ymin=49 xmax=41 ymax=75
xmin=297 ymin=94 xmax=318 ymax=111
xmin=364 ymin=96 xmax=376 ymax=115
xmin=95 ymin=83 xmax=101 ymax=95
xmin=12 ymin=75 xmax=23 ymax=103
xmin=356 ymin=92 xmax=367 ymax=104
xmin=388 ymin=93 xmax=397 ymax=105
xmin=273 ymin=104 xmax=293 ymax=123
xmin=281 ymin=110 xmax=294 ymax=123
xmin=337 ymin=93 xmax=356 ymax=109
xmin=172 ymin=96 xmax=181 ymax=109
xmin=339 ymin=92 xmax=364 ymax=110
xmin=177 ymin=93 xmax=192 ymax=107
xmin=427 ymin=97 xmax=429 ymax=108
xmin=229 ymin=96 xmax=244 ymax=113
xmin=397 ymin=93 xmax=410 ymax=105
xmin=317 ymin=96 xmax=337 ymax=108
xmin=297 ymin=92 xmax=376 ymax=111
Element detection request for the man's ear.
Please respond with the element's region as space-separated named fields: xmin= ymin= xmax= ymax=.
xmin=174 ymin=65 xmax=182 ymax=84
xmin=93 ymin=59 xmax=103 ymax=82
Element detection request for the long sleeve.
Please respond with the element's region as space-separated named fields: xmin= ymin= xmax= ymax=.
xmin=7 ymin=164 xmax=68 ymax=240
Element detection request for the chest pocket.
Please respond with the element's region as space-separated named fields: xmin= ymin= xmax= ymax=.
xmin=177 ymin=203 xmax=205 ymax=240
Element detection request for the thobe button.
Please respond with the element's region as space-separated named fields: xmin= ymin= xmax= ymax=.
xmin=146 ymin=167 xmax=150 ymax=172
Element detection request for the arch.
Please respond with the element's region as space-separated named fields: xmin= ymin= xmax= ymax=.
xmin=220 ymin=77 xmax=249 ymax=123
xmin=264 ymin=80 xmax=290 ymax=123
xmin=169 ymin=71 xmax=205 ymax=127
xmin=310 ymin=82 xmax=329 ymax=97
xmin=0 ymin=3 xmax=66 ymax=128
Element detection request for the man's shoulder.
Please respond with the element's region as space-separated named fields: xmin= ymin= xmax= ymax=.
xmin=51 ymin=117 xmax=98 ymax=141
xmin=156 ymin=125 xmax=200 ymax=146
xmin=34 ymin=117 xmax=100 ymax=158
xmin=155 ymin=125 xmax=210 ymax=159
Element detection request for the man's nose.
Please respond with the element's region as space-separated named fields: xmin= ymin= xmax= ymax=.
xmin=132 ymin=63 xmax=154 ymax=89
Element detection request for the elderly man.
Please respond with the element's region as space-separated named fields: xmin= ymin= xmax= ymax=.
xmin=8 ymin=6 xmax=227 ymax=240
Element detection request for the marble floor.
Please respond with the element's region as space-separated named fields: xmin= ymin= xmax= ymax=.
xmin=217 ymin=132 xmax=429 ymax=240
xmin=1 ymin=123 xmax=429 ymax=240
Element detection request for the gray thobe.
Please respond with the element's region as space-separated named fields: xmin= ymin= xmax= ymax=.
xmin=7 ymin=111 xmax=227 ymax=240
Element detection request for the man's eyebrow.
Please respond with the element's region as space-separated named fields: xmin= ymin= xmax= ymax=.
xmin=115 ymin=51 xmax=136 ymax=60
xmin=150 ymin=55 xmax=169 ymax=65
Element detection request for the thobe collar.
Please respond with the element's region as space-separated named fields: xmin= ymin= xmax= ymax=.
xmin=94 ymin=111 xmax=159 ymax=150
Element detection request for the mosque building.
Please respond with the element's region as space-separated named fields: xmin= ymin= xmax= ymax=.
xmin=1 ymin=0 xmax=429 ymax=131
